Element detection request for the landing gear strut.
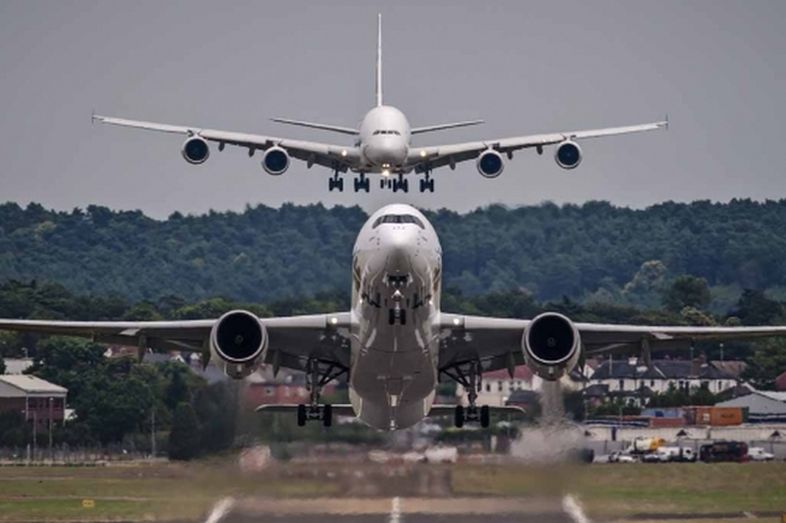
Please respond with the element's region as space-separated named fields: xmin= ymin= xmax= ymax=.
xmin=443 ymin=361 xmax=490 ymax=428
xmin=296 ymin=358 xmax=346 ymax=427
xmin=328 ymin=170 xmax=344 ymax=192
xmin=354 ymin=172 xmax=370 ymax=193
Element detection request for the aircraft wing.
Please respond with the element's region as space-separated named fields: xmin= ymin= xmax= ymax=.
xmin=92 ymin=115 xmax=361 ymax=172
xmin=406 ymin=120 xmax=667 ymax=172
xmin=0 ymin=313 xmax=352 ymax=373
xmin=438 ymin=313 xmax=786 ymax=374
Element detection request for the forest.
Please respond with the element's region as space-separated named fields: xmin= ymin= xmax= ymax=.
xmin=3 ymin=199 xmax=786 ymax=310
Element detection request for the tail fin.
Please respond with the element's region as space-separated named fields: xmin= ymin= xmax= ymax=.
xmin=375 ymin=13 xmax=383 ymax=107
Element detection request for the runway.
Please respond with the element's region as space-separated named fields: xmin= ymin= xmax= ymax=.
xmin=205 ymin=496 xmax=584 ymax=523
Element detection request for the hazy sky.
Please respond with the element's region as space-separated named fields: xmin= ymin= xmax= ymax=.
xmin=1 ymin=0 xmax=784 ymax=218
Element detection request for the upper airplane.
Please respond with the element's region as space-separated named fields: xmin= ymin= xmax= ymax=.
xmin=1 ymin=203 xmax=785 ymax=431
xmin=92 ymin=15 xmax=667 ymax=194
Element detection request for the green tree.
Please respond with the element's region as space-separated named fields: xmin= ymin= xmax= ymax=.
xmin=168 ymin=402 xmax=201 ymax=461
xmin=744 ymin=338 xmax=786 ymax=389
xmin=663 ymin=275 xmax=711 ymax=312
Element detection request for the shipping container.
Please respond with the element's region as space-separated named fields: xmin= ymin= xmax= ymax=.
xmin=684 ymin=406 xmax=743 ymax=426
xmin=649 ymin=416 xmax=686 ymax=428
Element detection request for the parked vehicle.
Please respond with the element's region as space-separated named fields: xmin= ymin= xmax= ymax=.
xmin=627 ymin=437 xmax=665 ymax=454
xmin=609 ymin=451 xmax=638 ymax=463
xmin=747 ymin=447 xmax=775 ymax=462
xmin=699 ymin=441 xmax=748 ymax=463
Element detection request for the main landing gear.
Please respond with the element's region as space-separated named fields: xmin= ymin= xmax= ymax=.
xmin=354 ymin=173 xmax=370 ymax=193
xmin=296 ymin=359 xmax=346 ymax=427
xmin=328 ymin=170 xmax=344 ymax=192
xmin=379 ymin=174 xmax=409 ymax=193
xmin=419 ymin=171 xmax=435 ymax=193
xmin=443 ymin=361 xmax=491 ymax=428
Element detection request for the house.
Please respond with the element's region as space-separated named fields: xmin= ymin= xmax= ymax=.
xmin=456 ymin=367 xmax=535 ymax=407
xmin=588 ymin=357 xmax=741 ymax=400
xmin=716 ymin=390 xmax=786 ymax=423
xmin=244 ymin=366 xmax=337 ymax=408
xmin=0 ymin=375 xmax=68 ymax=430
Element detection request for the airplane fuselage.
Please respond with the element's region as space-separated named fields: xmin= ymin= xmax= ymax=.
xmin=348 ymin=203 xmax=442 ymax=429
xmin=357 ymin=106 xmax=411 ymax=174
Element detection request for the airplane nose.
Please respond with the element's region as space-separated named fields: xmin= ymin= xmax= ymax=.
xmin=366 ymin=139 xmax=407 ymax=167
xmin=382 ymin=227 xmax=422 ymax=271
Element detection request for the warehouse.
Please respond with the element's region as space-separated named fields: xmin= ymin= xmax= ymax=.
xmin=0 ymin=375 xmax=68 ymax=430
xmin=716 ymin=390 xmax=786 ymax=423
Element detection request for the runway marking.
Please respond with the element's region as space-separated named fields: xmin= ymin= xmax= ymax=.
xmin=389 ymin=496 xmax=402 ymax=523
xmin=562 ymin=494 xmax=591 ymax=523
xmin=204 ymin=497 xmax=235 ymax=523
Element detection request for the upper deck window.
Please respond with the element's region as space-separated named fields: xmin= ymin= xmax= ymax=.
xmin=372 ymin=130 xmax=401 ymax=136
xmin=372 ymin=214 xmax=425 ymax=229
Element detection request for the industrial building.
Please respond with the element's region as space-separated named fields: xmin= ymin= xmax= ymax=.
xmin=0 ymin=375 xmax=67 ymax=430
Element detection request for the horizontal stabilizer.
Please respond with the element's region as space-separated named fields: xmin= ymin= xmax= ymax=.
xmin=270 ymin=118 xmax=358 ymax=135
xmin=411 ymin=120 xmax=484 ymax=135
xmin=256 ymin=403 xmax=356 ymax=417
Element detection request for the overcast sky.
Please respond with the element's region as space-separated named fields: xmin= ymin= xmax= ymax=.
xmin=1 ymin=0 xmax=784 ymax=218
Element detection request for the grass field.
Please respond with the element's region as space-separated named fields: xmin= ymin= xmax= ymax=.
xmin=0 ymin=460 xmax=784 ymax=521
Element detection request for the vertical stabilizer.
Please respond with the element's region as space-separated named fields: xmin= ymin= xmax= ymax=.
xmin=376 ymin=14 xmax=383 ymax=107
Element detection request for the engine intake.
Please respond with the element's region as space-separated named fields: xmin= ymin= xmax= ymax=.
xmin=476 ymin=149 xmax=504 ymax=178
xmin=555 ymin=140 xmax=582 ymax=169
xmin=210 ymin=310 xmax=268 ymax=378
xmin=522 ymin=312 xmax=581 ymax=380
xmin=181 ymin=136 xmax=210 ymax=164
xmin=262 ymin=147 xmax=290 ymax=175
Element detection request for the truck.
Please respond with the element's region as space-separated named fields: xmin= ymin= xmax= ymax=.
xmin=643 ymin=446 xmax=695 ymax=463
xmin=699 ymin=441 xmax=748 ymax=463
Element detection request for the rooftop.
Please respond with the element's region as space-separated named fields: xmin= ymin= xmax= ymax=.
xmin=0 ymin=375 xmax=67 ymax=394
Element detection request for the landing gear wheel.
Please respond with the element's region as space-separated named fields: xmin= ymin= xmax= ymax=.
xmin=401 ymin=179 xmax=409 ymax=193
xmin=454 ymin=405 xmax=465 ymax=428
xmin=329 ymin=175 xmax=344 ymax=192
xmin=480 ymin=405 xmax=490 ymax=428
xmin=354 ymin=174 xmax=370 ymax=193
xmin=297 ymin=404 xmax=307 ymax=427
xmin=322 ymin=404 xmax=333 ymax=427
xmin=419 ymin=177 xmax=435 ymax=193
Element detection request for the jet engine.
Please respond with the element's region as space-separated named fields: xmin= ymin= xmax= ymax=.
xmin=476 ymin=149 xmax=504 ymax=178
xmin=262 ymin=147 xmax=290 ymax=175
xmin=522 ymin=312 xmax=581 ymax=380
xmin=554 ymin=140 xmax=582 ymax=169
xmin=181 ymin=136 xmax=210 ymax=165
xmin=209 ymin=310 xmax=268 ymax=379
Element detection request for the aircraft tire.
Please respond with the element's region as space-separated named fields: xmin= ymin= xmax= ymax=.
xmin=323 ymin=404 xmax=333 ymax=427
xmin=480 ymin=405 xmax=490 ymax=428
xmin=454 ymin=405 xmax=465 ymax=428
xmin=297 ymin=404 xmax=307 ymax=427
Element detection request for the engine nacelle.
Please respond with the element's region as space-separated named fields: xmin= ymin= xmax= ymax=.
xmin=476 ymin=149 xmax=504 ymax=178
xmin=262 ymin=147 xmax=290 ymax=175
xmin=554 ymin=140 xmax=582 ymax=169
xmin=522 ymin=312 xmax=581 ymax=380
xmin=181 ymin=136 xmax=210 ymax=165
xmin=209 ymin=310 xmax=268 ymax=379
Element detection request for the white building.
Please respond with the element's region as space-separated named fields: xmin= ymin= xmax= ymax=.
xmin=717 ymin=390 xmax=786 ymax=423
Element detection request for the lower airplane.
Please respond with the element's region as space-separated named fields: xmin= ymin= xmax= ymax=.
xmin=2 ymin=203 xmax=786 ymax=430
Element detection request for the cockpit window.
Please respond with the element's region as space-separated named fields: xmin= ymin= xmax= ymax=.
xmin=372 ymin=130 xmax=401 ymax=136
xmin=373 ymin=214 xmax=425 ymax=229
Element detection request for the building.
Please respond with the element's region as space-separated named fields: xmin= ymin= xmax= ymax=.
xmin=588 ymin=357 xmax=741 ymax=401
xmin=244 ymin=366 xmax=337 ymax=408
xmin=456 ymin=367 xmax=535 ymax=407
xmin=717 ymin=390 xmax=786 ymax=423
xmin=0 ymin=375 xmax=68 ymax=430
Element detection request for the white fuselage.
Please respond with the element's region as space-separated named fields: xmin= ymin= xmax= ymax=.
xmin=348 ymin=203 xmax=442 ymax=430
xmin=357 ymin=106 xmax=411 ymax=174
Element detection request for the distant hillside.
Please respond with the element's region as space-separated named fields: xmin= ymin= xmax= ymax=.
xmin=1 ymin=199 xmax=786 ymax=303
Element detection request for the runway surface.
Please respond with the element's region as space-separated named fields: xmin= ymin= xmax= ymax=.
xmin=206 ymin=496 xmax=584 ymax=523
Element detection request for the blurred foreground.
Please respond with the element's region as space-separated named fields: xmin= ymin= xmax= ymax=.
xmin=0 ymin=457 xmax=784 ymax=522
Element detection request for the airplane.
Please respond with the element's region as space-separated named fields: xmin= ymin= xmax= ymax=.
xmin=92 ymin=15 xmax=667 ymax=194
xmin=2 ymin=203 xmax=786 ymax=431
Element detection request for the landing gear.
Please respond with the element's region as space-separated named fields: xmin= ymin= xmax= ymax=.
xmin=392 ymin=174 xmax=409 ymax=193
xmin=354 ymin=173 xmax=370 ymax=193
xmin=419 ymin=171 xmax=435 ymax=193
xmin=443 ymin=361 xmax=491 ymax=428
xmin=296 ymin=358 xmax=346 ymax=427
xmin=328 ymin=171 xmax=344 ymax=192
